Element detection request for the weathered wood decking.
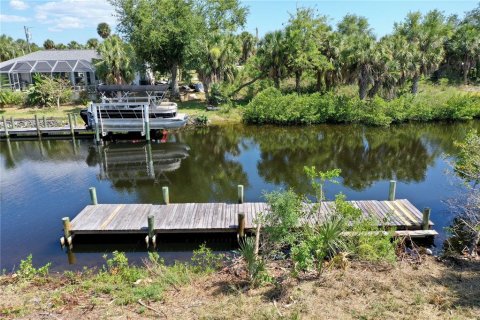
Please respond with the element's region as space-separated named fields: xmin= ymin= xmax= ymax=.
xmin=69 ymin=199 xmax=436 ymax=236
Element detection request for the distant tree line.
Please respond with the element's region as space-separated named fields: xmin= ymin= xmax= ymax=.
xmin=1 ymin=1 xmax=479 ymax=101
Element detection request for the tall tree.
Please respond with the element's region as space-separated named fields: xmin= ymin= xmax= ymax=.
xmin=337 ymin=15 xmax=376 ymax=99
xmin=43 ymin=39 xmax=55 ymax=50
xmin=238 ymin=31 xmax=257 ymax=64
xmin=97 ymin=22 xmax=111 ymax=39
xmin=284 ymin=8 xmax=330 ymax=94
xmin=111 ymin=0 xmax=198 ymax=97
xmin=94 ymin=35 xmax=135 ymax=85
xmin=257 ymin=30 xmax=288 ymax=88
xmin=394 ymin=11 xmax=452 ymax=94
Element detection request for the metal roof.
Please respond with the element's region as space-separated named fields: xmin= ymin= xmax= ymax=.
xmin=0 ymin=50 xmax=100 ymax=74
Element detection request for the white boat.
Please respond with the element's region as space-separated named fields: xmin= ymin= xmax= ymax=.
xmin=80 ymin=85 xmax=188 ymax=133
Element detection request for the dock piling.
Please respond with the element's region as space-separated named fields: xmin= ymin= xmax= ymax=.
xmin=73 ymin=114 xmax=77 ymax=127
xmin=68 ymin=114 xmax=75 ymax=137
xmin=43 ymin=115 xmax=47 ymax=127
xmin=162 ymin=186 xmax=170 ymax=204
xmin=10 ymin=116 xmax=15 ymax=129
xmin=388 ymin=180 xmax=396 ymax=201
xmin=34 ymin=115 xmax=41 ymax=137
xmin=62 ymin=217 xmax=71 ymax=241
xmin=144 ymin=104 xmax=150 ymax=142
xmin=89 ymin=187 xmax=98 ymax=205
xmin=422 ymin=207 xmax=431 ymax=230
xmin=2 ymin=116 xmax=9 ymax=138
xmin=238 ymin=212 xmax=246 ymax=238
xmin=238 ymin=185 xmax=244 ymax=204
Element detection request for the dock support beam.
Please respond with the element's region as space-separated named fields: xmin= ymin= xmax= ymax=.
xmin=422 ymin=207 xmax=431 ymax=230
xmin=238 ymin=185 xmax=244 ymax=204
xmin=388 ymin=180 xmax=396 ymax=201
xmin=144 ymin=104 xmax=150 ymax=143
xmin=10 ymin=116 xmax=15 ymax=129
xmin=34 ymin=115 xmax=41 ymax=137
xmin=2 ymin=116 xmax=9 ymax=138
xmin=162 ymin=186 xmax=170 ymax=205
xmin=43 ymin=115 xmax=47 ymax=127
xmin=89 ymin=187 xmax=98 ymax=205
xmin=238 ymin=213 xmax=246 ymax=238
xmin=68 ymin=114 xmax=75 ymax=137
xmin=92 ymin=104 xmax=101 ymax=144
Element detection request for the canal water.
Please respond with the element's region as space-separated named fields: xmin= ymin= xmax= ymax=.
xmin=1 ymin=121 xmax=479 ymax=271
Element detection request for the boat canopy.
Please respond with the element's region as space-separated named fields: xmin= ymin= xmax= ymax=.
xmin=97 ymin=85 xmax=169 ymax=93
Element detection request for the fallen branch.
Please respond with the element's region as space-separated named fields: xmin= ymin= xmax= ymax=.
xmin=137 ymin=299 xmax=167 ymax=318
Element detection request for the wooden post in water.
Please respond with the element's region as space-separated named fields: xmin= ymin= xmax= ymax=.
xmin=10 ymin=116 xmax=15 ymax=129
xmin=388 ymin=180 xmax=396 ymax=201
xmin=89 ymin=187 xmax=98 ymax=205
xmin=422 ymin=207 xmax=431 ymax=230
xmin=162 ymin=186 xmax=170 ymax=204
xmin=34 ymin=115 xmax=41 ymax=137
xmin=68 ymin=114 xmax=75 ymax=137
xmin=62 ymin=217 xmax=72 ymax=246
xmin=2 ymin=116 xmax=9 ymax=138
xmin=144 ymin=104 xmax=151 ymax=142
xmin=92 ymin=104 xmax=101 ymax=144
xmin=238 ymin=213 xmax=246 ymax=238
xmin=43 ymin=115 xmax=47 ymax=127
xmin=238 ymin=185 xmax=244 ymax=204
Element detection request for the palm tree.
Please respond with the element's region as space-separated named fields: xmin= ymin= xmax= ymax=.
xmin=55 ymin=43 xmax=67 ymax=50
xmin=94 ymin=35 xmax=134 ymax=85
xmin=448 ymin=22 xmax=480 ymax=84
xmin=86 ymin=38 xmax=99 ymax=50
xmin=67 ymin=41 xmax=82 ymax=49
xmin=97 ymin=22 xmax=111 ymax=39
xmin=43 ymin=39 xmax=55 ymax=50
xmin=257 ymin=30 xmax=288 ymax=88
xmin=0 ymin=35 xmax=19 ymax=61
xmin=394 ymin=11 xmax=451 ymax=94
xmin=238 ymin=31 xmax=257 ymax=64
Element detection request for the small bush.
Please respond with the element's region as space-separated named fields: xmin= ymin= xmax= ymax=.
xmin=0 ymin=90 xmax=26 ymax=107
xmin=191 ymin=243 xmax=224 ymax=273
xmin=17 ymin=254 xmax=51 ymax=280
xmin=194 ymin=114 xmax=209 ymax=126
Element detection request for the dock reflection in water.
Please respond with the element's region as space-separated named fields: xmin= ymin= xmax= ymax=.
xmin=86 ymin=141 xmax=190 ymax=187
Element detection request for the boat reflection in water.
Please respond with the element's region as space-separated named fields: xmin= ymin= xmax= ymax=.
xmin=86 ymin=140 xmax=190 ymax=186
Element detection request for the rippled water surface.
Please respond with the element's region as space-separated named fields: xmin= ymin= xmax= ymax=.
xmin=1 ymin=121 xmax=479 ymax=271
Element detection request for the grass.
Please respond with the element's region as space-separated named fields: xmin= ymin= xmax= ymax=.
xmin=1 ymin=256 xmax=479 ymax=319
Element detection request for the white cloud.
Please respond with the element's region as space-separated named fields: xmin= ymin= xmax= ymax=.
xmin=35 ymin=0 xmax=116 ymax=31
xmin=0 ymin=14 xmax=29 ymax=22
xmin=10 ymin=0 xmax=29 ymax=10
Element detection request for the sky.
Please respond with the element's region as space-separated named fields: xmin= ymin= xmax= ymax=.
xmin=0 ymin=0 xmax=478 ymax=46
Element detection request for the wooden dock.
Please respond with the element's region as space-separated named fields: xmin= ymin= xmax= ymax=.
xmin=68 ymin=199 xmax=437 ymax=237
xmin=0 ymin=127 xmax=93 ymax=139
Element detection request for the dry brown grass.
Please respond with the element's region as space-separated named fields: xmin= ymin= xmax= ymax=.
xmin=1 ymin=256 xmax=479 ymax=320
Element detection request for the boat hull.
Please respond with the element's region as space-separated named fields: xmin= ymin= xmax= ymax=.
xmin=95 ymin=114 xmax=188 ymax=131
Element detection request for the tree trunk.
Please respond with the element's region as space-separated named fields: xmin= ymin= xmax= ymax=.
xmin=411 ymin=73 xmax=420 ymax=95
xmin=274 ymin=75 xmax=280 ymax=89
xmin=170 ymin=63 xmax=180 ymax=98
xmin=358 ymin=66 xmax=369 ymax=100
xmin=229 ymin=75 xmax=263 ymax=98
xmin=368 ymin=80 xmax=382 ymax=98
xmin=295 ymin=71 xmax=301 ymax=94
xmin=463 ymin=60 xmax=470 ymax=85
xmin=316 ymin=71 xmax=323 ymax=92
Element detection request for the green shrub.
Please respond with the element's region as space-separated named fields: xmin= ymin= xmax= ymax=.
xmin=17 ymin=254 xmax=51 ymax=280
xmin=0 ymin=90 xmax=26 ymax=107
xmin=191 ymin=243 xmax=224 ymax=273
xmin=243 ymin=87 xmax=480 ymax=126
